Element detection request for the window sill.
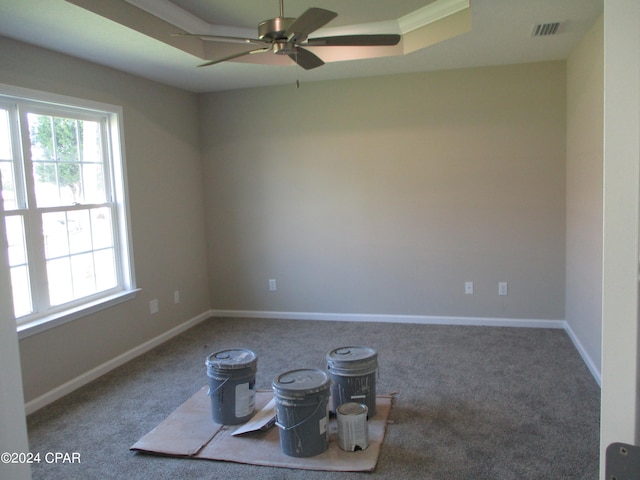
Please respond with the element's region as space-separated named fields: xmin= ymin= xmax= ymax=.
xmin=17 ymin=289 xmax=141 ymax=340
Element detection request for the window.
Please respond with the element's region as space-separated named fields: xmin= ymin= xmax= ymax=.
xmin=0 ymin=86 xmax=136 ymax=335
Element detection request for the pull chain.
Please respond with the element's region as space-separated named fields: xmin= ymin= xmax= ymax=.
xmin=294 ymin=49 xmax=300 ymax=89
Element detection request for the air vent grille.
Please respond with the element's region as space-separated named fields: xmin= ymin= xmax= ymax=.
xmin=531 ymin=22 xmax=561 ymax=37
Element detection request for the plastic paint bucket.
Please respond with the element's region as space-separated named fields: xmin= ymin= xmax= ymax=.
xmin=326 ymin=346 xmax=378 ymax=417
xmin=272 ymin=368 xmax=331 ymax=457
xmin=206 ymin=348 xmax=257 ymax=425
xmin=337 ymin=402 xmax=369 ymax=451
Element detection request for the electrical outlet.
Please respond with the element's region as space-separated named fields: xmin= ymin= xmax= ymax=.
xmin=150 ymin=299 xmax=159 ymax=314
xmin=465 ymin=281 xmax=474 ymax=294
xmin=174 ymin=290 xmax=180 ymax=304
xmin=269 ymin=279 xmax=277 ymax=291
xmin=499 ymin=282 xmax=508 ymax=296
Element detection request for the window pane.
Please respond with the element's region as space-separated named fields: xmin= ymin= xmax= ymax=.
xmin=5 ymin=215 xmax=27 ymax=266
xmin=91 ymin=207 xmax=113 ymax=250
xmin=79 ymin=119 xmax=101 ymax=163
xmin=1 ymin=161 xmax=17 ymax=210
xmin=5 ymin=213 xmax=32 ymax=318
xmin=28 ymin=114 xmax=104 ymax=207
xmin=28 ymin=114 xmax=79 ymax=161
xmin=67 ymin=209 xmax=92 ymax=254
xmin=0 ymin=108 xmax=10 ymax=159
xmin=43 ymin=207 xmax=119 ymax=306
xmin=54 ymin=117 xmax=80 ymax=162
xmin=82 ymin=163 xmax=106 ymax=204
xmin=28 ymin=113 xmax=51 ymax=161
xmin=71 ymin=252 xmax=97 ymax=298
xmin=10 ymin=266 xmax=33 ymax=318
xmin=42 ymin=211 xmax=70 ymax=258
xmin=94 ymin=248 xmax=117 ymax=291
xmin=47 ymin=257 xmax=73 ymax=306
xmin=0 ymin=109 xmax=17 ymax=211
xmin=33 ymin=161 xmax=80 ymax=207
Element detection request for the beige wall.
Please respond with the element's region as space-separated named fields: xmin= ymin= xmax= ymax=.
xmin=566 ymin=15 xmax=604 ymax=380
xmin=0 ymin=37 xmax=211 ymax=403
xmin=201 ymin=62 xmax=567 ymax=320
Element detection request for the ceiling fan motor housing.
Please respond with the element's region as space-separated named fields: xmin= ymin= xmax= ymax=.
xmin=258 ymin=17 xmax=294 ymax=41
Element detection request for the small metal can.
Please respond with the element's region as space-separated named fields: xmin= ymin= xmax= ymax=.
xmin=337 ymin=402 xmax=369 ymax=451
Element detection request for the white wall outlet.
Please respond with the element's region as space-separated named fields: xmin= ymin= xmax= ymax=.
xmin=174 ymin=290 xmax=180 ymax=304
xmin=465 ymin=281 xmax=474 ymax=294
xmin=499 ymin=282 xmax=508 ymax=296
xmin=269 ymin=279 xmax=277 ymax=291
xmin=150 ymin=299 xmax=159 ymax=314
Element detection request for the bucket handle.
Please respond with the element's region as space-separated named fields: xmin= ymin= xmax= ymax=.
xmin=207 ymin=376 xmax=229 ymax=396
xmin=275 ymin=400 xmax=325 ymax=431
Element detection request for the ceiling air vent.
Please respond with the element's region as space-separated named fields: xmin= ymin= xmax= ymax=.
xmin=531 ymin=22 xmax=561 ymax=37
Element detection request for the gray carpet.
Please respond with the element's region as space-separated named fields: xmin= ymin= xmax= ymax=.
xmin=26 ymin=317 xmax=600 ymax=479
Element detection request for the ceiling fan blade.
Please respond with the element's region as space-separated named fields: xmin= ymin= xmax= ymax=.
xmin=198 ymin=47 xmax=271 ymax=67
xmin=172 ymin=33 xmax=268 ymax=47
xmin=285 ymin=8 xmax=337 ymax=41
xmin=305 ymin=34 xmax=401 ymax=47
xmin=289 ymin=47 xmax=325 ymax=70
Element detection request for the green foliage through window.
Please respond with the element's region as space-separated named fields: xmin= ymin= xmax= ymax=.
xmin=30 ymin=114 xmax=83 ymax=202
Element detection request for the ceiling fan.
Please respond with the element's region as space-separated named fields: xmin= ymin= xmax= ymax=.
xmin=175 ymin=0 xmax=401 ymax=70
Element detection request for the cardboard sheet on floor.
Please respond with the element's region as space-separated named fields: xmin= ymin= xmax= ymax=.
xmin=131 ymin=387 xmax=392 ymax=472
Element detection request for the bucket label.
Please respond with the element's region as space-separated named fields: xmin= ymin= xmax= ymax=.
xmin=320 ymin=403 xmax=330 ymax=434
xmin=235 ymin=382 xmax=255 ymax=418
xmin=319 ymin=413 xmax=328 ymax=435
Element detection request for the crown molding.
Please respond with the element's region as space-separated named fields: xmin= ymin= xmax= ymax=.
xmin=398 ymin=0 xmax=470 ymax=34
xmin=124 ymin=0 xmax=255 ymax=38
xmin=124 ymin=0 xmax=470 ymax=39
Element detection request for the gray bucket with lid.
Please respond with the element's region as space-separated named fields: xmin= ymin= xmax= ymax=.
xmin=272 ymin=368 xmax=331 ymax=457
xmin=206 ymin=348 xmax=257 ymax=425
xmin=326 ymin=346 xmax=378 ymax=417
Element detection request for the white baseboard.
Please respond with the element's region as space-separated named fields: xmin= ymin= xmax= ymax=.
xmin=563 ymin=321 xmax=602 ymax=386
xmin=210 ymin=309 xmax=567 ymax=329
xmin=24 ymin=311 xmax=211 ymax=415
xmin=210 ymin=309 xmax=601 ymax=385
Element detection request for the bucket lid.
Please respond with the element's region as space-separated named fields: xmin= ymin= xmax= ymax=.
xmin=272 ymin=369 xmax=330 ymax=396
xmin=326 ymin=346 xmax=377 ymax=367
xmin=206 ymin=348 xmax=257 ymax=370
xmin=337 ymin=402 xmax=368 ymax=416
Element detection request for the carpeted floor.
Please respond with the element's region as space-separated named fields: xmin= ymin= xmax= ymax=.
xmin=26 ymin=317 xmax=600 ymax=479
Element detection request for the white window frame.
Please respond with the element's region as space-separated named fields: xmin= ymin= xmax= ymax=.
xmin=0 ymin=84 xmax=138 ymax=339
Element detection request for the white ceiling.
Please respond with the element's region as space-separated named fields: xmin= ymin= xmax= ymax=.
xmin=0 ymin=0 xmax=603 ymax=93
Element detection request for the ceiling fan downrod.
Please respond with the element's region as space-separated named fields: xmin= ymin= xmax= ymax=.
xmin=259 ymin=0 xmax=294 ymax=41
